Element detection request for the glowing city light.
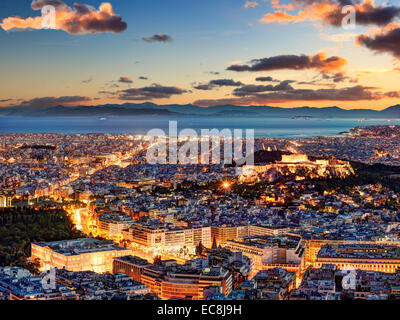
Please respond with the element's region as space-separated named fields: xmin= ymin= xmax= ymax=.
xmin=222 ymin=181 xmax=231 ymax=190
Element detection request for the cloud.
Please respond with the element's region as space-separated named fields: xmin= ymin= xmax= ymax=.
xmin=232 ymin=80 xmax=295 ymax=97
xmin=118 ymin=84 xmax=186 ymax=100
xmin=17 ymin=96 xmax=92 ymax=108
xmin=209 ymin=79 xmax=244 ymax=87
xmin=142 ymin=33 xmax=173 ymax=42
xmin=194 ymin=85 xmax=399 ymax=106
xmin=321 ymin=71 xmax=358 ymax=83
xmin=82 ymin=76 xmax=93 ymax=84
xmin=357 ymin=25 xmax=400 ymax=58
xmin=194 ymin=79 xmax=244 ymax=90
xmin=260 ymin=0 xmax=340 ymax=24
xmin=255 ymin=76 xmax=280 ymax=82
xmin=297 ymin=81 xmax=336 ymax=88
xmin=324 ymin=2 xmax=400 ymax=27
xmin=194 ymin=84 xmax=214 ymax=91
xmin=31 ymin=0 xmax=68 ymax=11
xmin=261 ymin=0 xmax=400 ymax=27
xmin=119 ymin=76 xmax=133 ymax=84
xmin=0 ymin=99 xmax=14 ymax=103
xmin=0 ymin=1 xmax=127 ymax=35
xmin=139 ymin=76 xmax=148 ymax=80
xmin=98 ymin=90 xmax=116 ymax=95
xmin=244 ymin=1 xmax=259 ymax=9
xmin=227 ymin=52 xmax=347 ymax=73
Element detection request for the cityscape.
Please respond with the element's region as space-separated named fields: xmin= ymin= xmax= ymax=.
xmin=1 ymin=0 xmax=400 ymax=310
xmin=2 ymin=126 xmax=400 ymax=301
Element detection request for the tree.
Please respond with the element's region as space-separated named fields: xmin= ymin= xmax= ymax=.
xmin=212 ymin=236 xmax=218 ymax=249
xmin=195 ymin=241 xmax=205 ymax=256
xmin=153 ymin=255 xmax=162 ymax=265
xmin=0 ymin=207 xmax=84 ymax=274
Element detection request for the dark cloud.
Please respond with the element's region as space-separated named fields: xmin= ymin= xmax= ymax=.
xmin=139 ymin=76 xmax=148 ymax=80
xmin=194 ymin=85 xmax=398 ymax=106
xmin=18 ymin=96 xmax=92 ymax=108
xmin=118 ymin=84 xmax=186 ymax=101
xmin=297 ymin=81 xmax=336 ymax=88
xmin=98 ymin=90 xmax=116 ymax=95
xmin=209 ymin=79 xmax=244 ymax=87
xmin=227 ymin=53 xmax=347 ymax=73
xmin=233 ymin=80 xmax=294 ymax=96
xmin=357 ymin=27 xmax=400 ymax=58
xmin=82 ymin=76 xmax=93 ymax=84
xmin=194 ymin=84 xmax=214 ymax=91
xmin=324 ymin=3 xmax=400 ymax=27
xmin=255 ymin=76 xmax=280 ymax=82
xmin=194 ymin=79 xmax=244 ymax=90
xmin=31 ymin=0 xmax=67 ymax=10
xmin=321 ymin=71 xmax=358 ymax=83
xmin=72 ymin=2 xmax=96 ymax=14
xmin=142 ymin=34 xmax=173 ymax=43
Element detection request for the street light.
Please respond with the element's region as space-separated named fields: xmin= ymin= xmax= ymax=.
xmin=222 ymin=181 xmax=231 ymax=190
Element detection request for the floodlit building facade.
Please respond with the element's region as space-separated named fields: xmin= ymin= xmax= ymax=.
xmin=31 ymin=238 xmax=132 ymax=273
xmin=315 ymin=244 xmax=400 ymax=273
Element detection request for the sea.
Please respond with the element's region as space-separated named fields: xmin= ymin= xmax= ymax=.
xmin=0 ymin=116 xmax=398 ymax=139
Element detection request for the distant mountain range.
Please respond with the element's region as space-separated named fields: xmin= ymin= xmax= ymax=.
xmin=1 ymin=102 xmax=400 ymax=118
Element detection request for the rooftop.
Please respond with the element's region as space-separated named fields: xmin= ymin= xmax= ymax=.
xmin=33 ymin=238 xmax=129 ymax=256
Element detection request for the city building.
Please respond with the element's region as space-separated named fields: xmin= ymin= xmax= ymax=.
xmin=315 ymin=244 xmax=400 ymax=273
xmin=0 ymin=195 xmax=12 ymax=208
xmin=0 ymin=267 xmax=77 ymax=300
xmin=112 ymin=255 xmax=232 ymax=300
xmin=31 ymin=238 xmax=132 ymax=273
xmin=253 ymin=268 xmax=296 ymax=300
xmin=97 ymin=212 xmax=135 ymax=239
xmin=124 ymin=222 xmax=211 ymax=251
xmin=225 ymin=234 xmax=305 ymax=275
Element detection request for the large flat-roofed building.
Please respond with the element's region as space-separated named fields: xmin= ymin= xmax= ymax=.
xmin=315 ymin=244 xmax=400 ymax=273
xmin=55 ymin=269 xmax=150 ymax=298
xmin=31 ymin=238 xmax=132 ymax=273
xmin=248 ymin=225 xmax=291 ymax=237
xmin=112 ymin=255 xmax=232 ymax=300
xmin=225 ymin=234 xmax=305 ymax=274
xmin=152 ymin=267 xmax=232 ymax=300
xmin=113 ymin=256 xmax=152 ymax=282
xmin=211 ymin=225 xmax=291 ymax=246
xmin=123 ymin=222 xmax=211 ymax=250
xmin=211 ymin=225 xmax=247 ymax=246
xmin=97 ymin=212 xmax=134 ymax=239
xmin=304 ymin=239 xmax=400 ymax=266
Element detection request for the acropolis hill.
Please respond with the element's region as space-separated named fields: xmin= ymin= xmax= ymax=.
xmin=237 ymin=151 xmax=354 ymax=183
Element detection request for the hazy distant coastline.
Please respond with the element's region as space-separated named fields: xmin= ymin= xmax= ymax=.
xmin=1 ymin=102 xmax=400 ymax=119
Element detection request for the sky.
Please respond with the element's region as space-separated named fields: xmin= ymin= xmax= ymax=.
xmin=1 ymin=0 xmax=400 ymax=110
